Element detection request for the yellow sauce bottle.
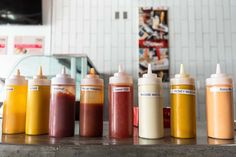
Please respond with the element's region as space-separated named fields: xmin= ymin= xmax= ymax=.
xmin=25 ymin=66 xmax=51 ymax=135
xmin=170 ymin=64 xmax=196 ymax=138
xmin=2 ymin=69 xmax=27 ymax=134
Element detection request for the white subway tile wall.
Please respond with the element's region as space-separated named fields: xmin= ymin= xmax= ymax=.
xmin=51 ymin=0 xmax=236 ymax=121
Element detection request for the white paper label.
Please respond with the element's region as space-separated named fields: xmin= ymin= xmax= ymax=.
xmin=170 ymin=89 xmax=195 ymax=95
xmin=29 ymin=86 xmax=39 ymax=91
xmin=112 ymin=87 xmax=130 ymax=92
xmin=81 ymin=86 xmax=101 ymax=91
xmin=6 ymin=87 xmax=14 ymax=92
xmin=210 ymin=87 xmax=232 ymax=93
xmin=139 ymin=92 xmax=161 ymax=97
xmin=52 ymin=87 xmax=65 ymax=93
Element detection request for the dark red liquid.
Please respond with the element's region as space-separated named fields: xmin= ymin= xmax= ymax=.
xmin=79 ymin=103 xmax=103 ymax=137
xmin=49 ymin=92 xmax=75 ymax=137
xmin=108 ymin=84 xmax=133 ymax=138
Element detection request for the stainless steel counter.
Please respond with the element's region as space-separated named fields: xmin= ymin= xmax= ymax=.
xmin=0 ymin=121 xmax=236 ymax=157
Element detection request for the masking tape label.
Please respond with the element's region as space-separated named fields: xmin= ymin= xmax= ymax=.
xmin=210 ymin=87 xmax=232 ymax=92
xmin=29 ymin=86 xmax=39 ymax=91
xmin=6 ymin=87 xmax=14 ymax=92
xmin=112 ymin=87 xmax=130 ymax=92
xmin=170 ymin=89 xmax=195 ymax=95
xmin=139 ymin=92 xmax=161 ymax=97
xmin=81 ymin=86 xmax=101 ymax=91
xmin=52 ymin=87 xmax=65 ymax=93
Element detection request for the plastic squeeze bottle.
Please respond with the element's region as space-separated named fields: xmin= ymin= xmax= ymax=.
xmin=80 ymin=68 xmax=104 ymax=137
xmin=138 ymin=64 xmax=164 ymax=139
xmin=49 ymin=67 xmax=76 ymax=137
xmin=109 ymin=65 xmax=133 ymax=138
xmin=2 ymin=69 xmax=27 ymax=134
xmin=170 ymin=64 xmax=196 ymax=138
xmin=25 ymin=66 xmax=51 ymax=135
xmin=206 ymin=64 xmax=234 ymax=139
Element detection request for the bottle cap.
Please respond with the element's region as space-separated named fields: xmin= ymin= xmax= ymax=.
xmin=109 ymin=65 xmax=133 ymax=85
xmin=206 ymin=64 xmax=233 ymax=85
xmin=81 ymin=68 xmax=104 ymax=86
xmin=51 ymin=67 xmax=75 ymax=85
xmin=170 ymin=64 xmax=195 ymax=85
xmin=138 ymin=64 xmax=162 ymax=85
xmin=29 ymin=66 xmax=50 ymax=86
xmin=5 ymin=69 xmax=27 ymax=86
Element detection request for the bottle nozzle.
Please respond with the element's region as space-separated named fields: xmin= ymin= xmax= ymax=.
xmin=61 ymin=66 xmax=66 ymax=74
xmin=180 ymin=64 xmax=185 ymax=75
xmin=148 ymin=64 xmax=152 ymax=74
xmin=38 ymin=66 xmax=43 ymax=76
xmin=216 ymin=63 xmax=221 ymax=74
xmin=16 ymin=69 xmax=20 ymax=76
xmin=90 ymin=68 xmax=95 ymax=75
xmin=118 ymin=64 xmax=124 ymax=72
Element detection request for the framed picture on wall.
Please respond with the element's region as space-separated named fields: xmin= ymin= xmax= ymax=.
xmin=139 ymin=7 xmax=169 ymax=82
xmin=0 ymin=36 xmax=7 ymax=54
xmin=14 ymin=36 xmax=44 ymax=55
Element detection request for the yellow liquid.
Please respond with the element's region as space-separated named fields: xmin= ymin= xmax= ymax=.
xmin=171 ymin=85 xmax=196 ymax=138
xmin=2 ymin=85 xmax=27 ymax=134
xmin=25 ymin=85 xmax=50 ymax=135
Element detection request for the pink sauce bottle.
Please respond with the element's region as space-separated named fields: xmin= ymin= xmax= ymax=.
xmin=109 ymin=65 xmax=133 ymax=138
xmin=206 ymin=64 xmax=234 ymax=139
xmin=49 ymin=67 xmax=76 ymax=137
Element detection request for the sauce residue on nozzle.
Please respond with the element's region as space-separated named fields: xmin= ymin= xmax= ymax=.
xmin=90 ymin=68 xmax=95 ymax=75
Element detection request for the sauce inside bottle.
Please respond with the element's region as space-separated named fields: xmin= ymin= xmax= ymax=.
xmin=170 ymin=64 xmax=196 ymax=138
xmin=26 ymin=66 xmax=51 ymax=135
xmin=2 ymin=69 xmax=27 ymax=134
xmin=109 ymin=65 xmax=133 ymax=138
xmin=80 ymin=68 xmax=104 ymax=137
xmin=206 ymin=64 xmax=234 ymax=139
xmin=49 ymin=67 xmax=76 ymax=138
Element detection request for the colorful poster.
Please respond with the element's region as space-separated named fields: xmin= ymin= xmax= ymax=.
xmin=0 ymin=36 xmax=7 ymax=54
xmin=14 ymin=36 xmax=44 ymax=54
xmin=139 ymin=7 xmax=169 ymax=82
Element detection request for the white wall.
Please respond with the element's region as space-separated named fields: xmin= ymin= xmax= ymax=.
xmin=0 ymin=0 xmax=52 ymax=55
xmin=51 ymin=0 xmax=236 ymax=121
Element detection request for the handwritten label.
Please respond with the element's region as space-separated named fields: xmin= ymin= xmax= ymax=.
xmin=139 ymin=92 xmax=161 ymax=97
xmin=210 ymin=87 xmax=232 ymax=93
xmin=170 ymin=89 xmax=195 ymax=95
xmin=29 ymin=86 xmax=39 ymax=91
xmin=112 ymin=87 xmax=130 ymax=92
xmin=52 ymin=87 xmax=65 ymax=93
xmin=81 ymin=86 xmax=101 ymax=91
xmin=6 ymin=87 xmax=14 ymax=92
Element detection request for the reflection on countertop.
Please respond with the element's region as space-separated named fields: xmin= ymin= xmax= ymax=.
xmin=0 ymin=121 xmax=235 ymax=146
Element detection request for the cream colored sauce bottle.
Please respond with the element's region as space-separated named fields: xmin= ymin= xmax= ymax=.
xmin=206 ymin=64 xmax=234 ymax=139
xmin=138 ymin=64 xmax=164 ymax=139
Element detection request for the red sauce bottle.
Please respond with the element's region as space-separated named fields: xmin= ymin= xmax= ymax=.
xmin=109 ymin=65 xmax=133 ymax=138
xmin=80 ymin=68 xmax=104 ymax=137
xmin=49 ymin=67 xmax=76 ymax=138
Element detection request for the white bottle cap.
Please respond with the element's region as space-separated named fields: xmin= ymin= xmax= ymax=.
xmin=51 ymin=67 xmax=75 ymax=85
xmin=109 ymin=65 xmax=133 ymax=85
xmin=5 ymin=69 xmax=27 ymax=86
xmin=81 ymin=68 xmax=104 ymax=86
xmin=29 ymin=66 xmax=51 ymax=86
xmin=170 ymin=64 xmax=195 ymax=85
xmin=138 ymin=64 xmax=162 ymax=85
xmin=206 ymin=64 xmax=233 ymax=86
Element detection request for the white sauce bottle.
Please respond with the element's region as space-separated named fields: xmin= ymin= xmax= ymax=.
xmin=138 ymin=64 xmax=164 ymax=139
